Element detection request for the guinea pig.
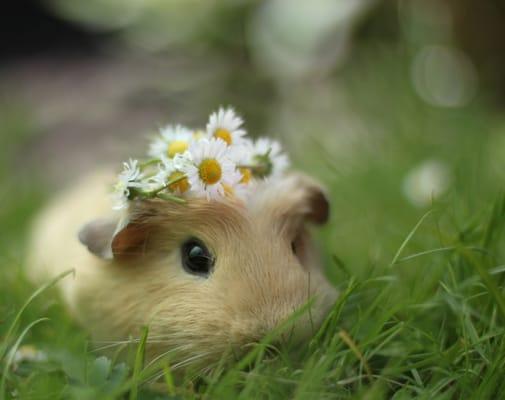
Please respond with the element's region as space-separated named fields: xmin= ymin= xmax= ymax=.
xmin=27 ymin=168 xmax=337 ymax=372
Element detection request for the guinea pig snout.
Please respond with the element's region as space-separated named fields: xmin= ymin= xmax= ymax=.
xmin=227 ymin=266 xmax=335 ymax=349
xmin=229 ymin=298 xmax=324 ymax=353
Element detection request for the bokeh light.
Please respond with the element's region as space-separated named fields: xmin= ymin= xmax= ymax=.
xmin=411 ymin=45 xmax=478 ymax=108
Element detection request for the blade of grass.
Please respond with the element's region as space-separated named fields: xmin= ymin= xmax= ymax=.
xmin=310 ymin=277 xmax=358 ymax=348
xmin=0 ymin=317 xmax=49 ymax=400
xmin=129 ymin=326 xmax=149 ymax=400
xmin=460 ymin=247 xmax=505 ymax=322
xmin=396 ymin=246 xmax=456 ymax=263
xmin=162 ymin=363 xmax=176 ymax=397
xmin=338 ymin=329 xmax=373 ymax=382
xmin=390 ymin=210 xmax=433 ymax=267
xmin=482 ymin=194 xmax=505 ymax=250
xmin=0 ymin=269 xmax=74 ymax=361
xmin=397 ymin=246 xmax=490 ymax=264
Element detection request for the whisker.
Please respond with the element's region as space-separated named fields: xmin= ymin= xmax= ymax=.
xmin=92 ymin=334 xmax=175 ymax=344
xmin=91 ymin=336 xmax=176 ymax=352
xmin=146 ymin=351 xmax=214 ymax=384
xmin=144 ymin=343 xmax=195 ymax=369
xmin=171 ymin=351 xmax=213 ymax=370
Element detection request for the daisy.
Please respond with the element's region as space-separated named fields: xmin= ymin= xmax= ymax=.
xmin=252 ymin=137 xmax=290 ymax=178
xmin=225 ymin=138 xmax=256 ymax=198
xmin=206 ymin=107 xmax=246 ymax=146
xmin=150 ymin=152 xmax=192 ymax=195
xmin=148 ymin=124 xmax=193 ymax=159
xmin=112 ymin=159 xmax=146 ymax=210
xmin=182 ymin=138 xmax=242 ymax=200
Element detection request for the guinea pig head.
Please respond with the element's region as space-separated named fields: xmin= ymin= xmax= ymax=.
xmin=79 ymin=173 xmax=337 ymax=371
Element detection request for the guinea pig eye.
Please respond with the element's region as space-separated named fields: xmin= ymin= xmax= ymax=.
xmin=181 ymin=238 xmax=214 ymax=276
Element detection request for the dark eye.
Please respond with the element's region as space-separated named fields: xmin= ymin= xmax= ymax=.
xmin=181 ymin=238 xmax=214 ymax=276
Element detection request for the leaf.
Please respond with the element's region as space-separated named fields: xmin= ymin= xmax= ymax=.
xmin=87 ymin=356 xmax=111 ymax=387
xmin=107 ymin=363 xmax=129 ymax=391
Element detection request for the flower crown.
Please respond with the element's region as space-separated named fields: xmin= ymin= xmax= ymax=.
xmin=112 ymin=107 xmax=290 ymax=210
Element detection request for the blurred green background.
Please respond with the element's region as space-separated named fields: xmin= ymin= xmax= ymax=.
xmin=2 ymin=0 xmax=503 ymax=275
xmin=1 ymin=0 xmax=505 ymax=398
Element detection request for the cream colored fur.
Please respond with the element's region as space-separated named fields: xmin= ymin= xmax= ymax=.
xmin=27 ymin=169 xmax=337 ymax=371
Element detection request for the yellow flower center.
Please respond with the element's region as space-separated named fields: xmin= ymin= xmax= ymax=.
xmin=213 ymin=128 xmax=232 ymax=145
xmin=168 ymin=171 xmax=190 ymax=193
xmin=239 ymin=167 xmax=252 ymax=184
xmin=167 ymin=140 xmax=188 ymax=158
xmin=199 ymin=159 xmax=222 ymax=185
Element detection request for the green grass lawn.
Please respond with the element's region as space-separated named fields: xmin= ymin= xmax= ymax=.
xmin=1 ymin=50 xmax=505 ymax=399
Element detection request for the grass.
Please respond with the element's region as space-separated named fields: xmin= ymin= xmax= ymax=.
xmin=1 ymin=48 xmax=505 ymax=399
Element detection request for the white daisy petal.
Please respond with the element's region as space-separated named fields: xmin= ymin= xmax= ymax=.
xmin=206 ymin=107 xmax=247 ymax=146
xmin=112 ymin=159 xmax=144 ymax=210
xmin=181 ymin=138 xmax=240 ymax=200
xmin=148 ymin=124 xmax=193 ymax=159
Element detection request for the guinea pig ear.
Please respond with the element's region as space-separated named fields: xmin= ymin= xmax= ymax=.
xmin=256 ymin=173 xmax=330 ymax=226
xmin=78 ymin=218 xmax=117 ymax=260
xmin=78 ymin=216 xmax=152 ymax=261
xmin=110 ymin=221 xmax=152 ymax=260
xmin=304 ymin=182 xmax=330 ymax=225
xmin=248 ymin=173 xmax=330 ymax=226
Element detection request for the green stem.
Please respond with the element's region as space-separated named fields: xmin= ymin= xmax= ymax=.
xmin=238 ymin=163 xmax=271 ymax=178
xmin=157 ymin=193 xmax=186 ymax=204
xmin=151 ymin=175 xmax=187 ymax=196
xmin=139 ymin=158 xmax=161 ymax=168
xmin=129 ymin=175 xmax=187 ymax=203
